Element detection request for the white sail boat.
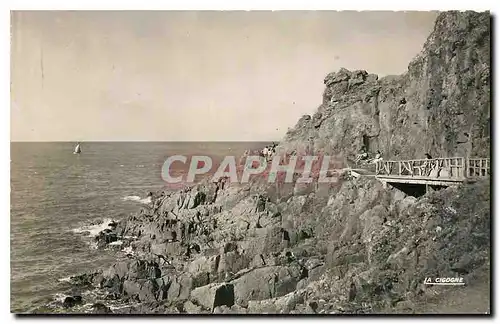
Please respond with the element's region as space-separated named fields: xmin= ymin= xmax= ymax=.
xmin=73 ymin=142 xmax=82 ymax=154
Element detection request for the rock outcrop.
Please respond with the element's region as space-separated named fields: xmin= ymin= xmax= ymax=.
xmin=283 ymin=11 xmax=490 ymax=162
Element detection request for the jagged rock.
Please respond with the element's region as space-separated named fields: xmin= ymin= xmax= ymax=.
xmin=348 ymin=70 xmax=368 ymax=88
xmin=324 ymin=68 xmax=351 ymax=86
xmin=62 ymin=295 xmax=82 ymax=308
xmin=187 ymin=255 xmax=220 ymax=275
xmin=250 ymin=254 xmax=267 ymax=268
xmin=102 ymin=274 xmax=122 ymax=294
xmin=287 ymin=11 xmax=490 ymax=160
xmin=245 ymin=226 xmax=288 ymax=257
xmin=223 ymin=242 xmax=238 ymax=253
xmin=231 ymin=265 xmax=302 ymax=307
xmin=95 ymin=229 xmax=118 ymax=247
xmin=183 ymin=300 xmax=203 ymax=313
xmin=91 ymin=303 xmax=113 ymax=314
xmin=213 ymin=304 xmax=248 ymax=314
xmin=192 ymin=271 xmax=211 ymax=288
xmin=247 ymin=290 xmax=305 ymax=314
xmin=167 ymin=274 xmax=193 ymax=301
xmin=190 ymin=283 xmax=235 ymax=310
xmin=217 ymin=251 xmax=250 ymax=277
xmin=122 ymin=279 xmax=158 ymax=302
xmin=398 ymin=196 xmax=418 ymax=213
xmin=67 ymin=272 xmax=101 ymax=287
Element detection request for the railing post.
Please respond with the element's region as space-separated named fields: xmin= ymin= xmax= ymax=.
xmin=398 ymin=161 xmax=402 ymax=176
xmin=464 ymin=157 xmax=468 ymax=179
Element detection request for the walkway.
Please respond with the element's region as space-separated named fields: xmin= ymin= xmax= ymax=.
xmin=374 ymin=157 xmax=490 ymax=186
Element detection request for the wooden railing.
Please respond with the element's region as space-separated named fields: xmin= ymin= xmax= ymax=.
xmin=375 ymin=157 xmax=490 ymax=180
xmin=466 ymin=158 xmax=491 ymax=178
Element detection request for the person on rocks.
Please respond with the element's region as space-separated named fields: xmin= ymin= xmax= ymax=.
xmin=255 ymin=194 xmax=267 ymax=213
xmin=218 ymin=176 xmax=227 ymax=191
xmin=371 ymin=150 xmax=383 ymax=164
xmin=261 ymin=146 xmax=269 ymax=158
xmin=355 ymin=146 xmax=369 ymax=165
xmin=266 ymin=146 xmax=275 ymax=162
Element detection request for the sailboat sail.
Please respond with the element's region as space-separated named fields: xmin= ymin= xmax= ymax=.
xmin=73 ymin=144 xmax=81 ymax=154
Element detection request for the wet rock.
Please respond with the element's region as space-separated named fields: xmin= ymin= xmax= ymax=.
xmin=102 ymin=274 xmax=122 ymax=294
xmin=62 ymin=295 xmax=82 ymax=308
xmin=91 ymin=302 xmax=113 ymax=314
xmin=95 ymin=230 xmax=118 ymax=247
xmin=123 ymin=279 xmax=159 ymax=302
xmin=68 ymin=272 xmax=101 ymax=287
xmin=108 ymin=220 xmax=118 ymax=229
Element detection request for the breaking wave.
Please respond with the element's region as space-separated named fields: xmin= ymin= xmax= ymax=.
xmin=121 ymin=195 xmax=151 ymax=204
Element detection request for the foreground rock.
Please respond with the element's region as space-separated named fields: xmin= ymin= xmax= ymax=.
xmin=190 ymin=283 xmax=235 ymax=311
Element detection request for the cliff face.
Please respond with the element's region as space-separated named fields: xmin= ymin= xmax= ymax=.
xmin=283 ymin=11 xmax=490 ymax=160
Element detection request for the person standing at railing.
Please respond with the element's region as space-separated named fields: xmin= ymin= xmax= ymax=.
xmin=371 ymin=150 xmax=384 ymax=175
xmin=420 ymin=153 xmax=433 ymax=176
xmin=355 ymin=146 xmax=369 ymax=165
xmin=372 ymin=150 xmax=383 ymax=163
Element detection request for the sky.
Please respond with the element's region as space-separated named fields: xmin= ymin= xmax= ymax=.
xmin=10 ymin=10 xmax=439 ymax=141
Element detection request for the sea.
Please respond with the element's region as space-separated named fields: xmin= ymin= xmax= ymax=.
xmin=10 ymin=141 xmax=270 ymax=313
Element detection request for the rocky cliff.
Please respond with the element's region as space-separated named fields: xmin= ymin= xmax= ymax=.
xmin=283 ymin=11 xmax=490 ymax=161
xmin=46 ymin=11 xmax=491 ymax=315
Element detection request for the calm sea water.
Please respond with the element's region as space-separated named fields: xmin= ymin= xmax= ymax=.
xmin=10 ymin=141 xmax=269 ymax=313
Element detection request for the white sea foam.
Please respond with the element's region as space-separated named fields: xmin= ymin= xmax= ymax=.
xmin=122 ymin=195 xmax=151 ymax=204
xmin=53 ymin=293 xmax=68 ymax=303
xmin=109 ymin=240 xmax=123 ymax=246
xmin=122 ymin=245 xmax=134 ymax=255
xmin=109 ymin=303 xmax=140 ymax=311
xmin=58 ymin=276 xmax=71 ymax=283
xmin=72 ymin=218 xmax=114 ymax=237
